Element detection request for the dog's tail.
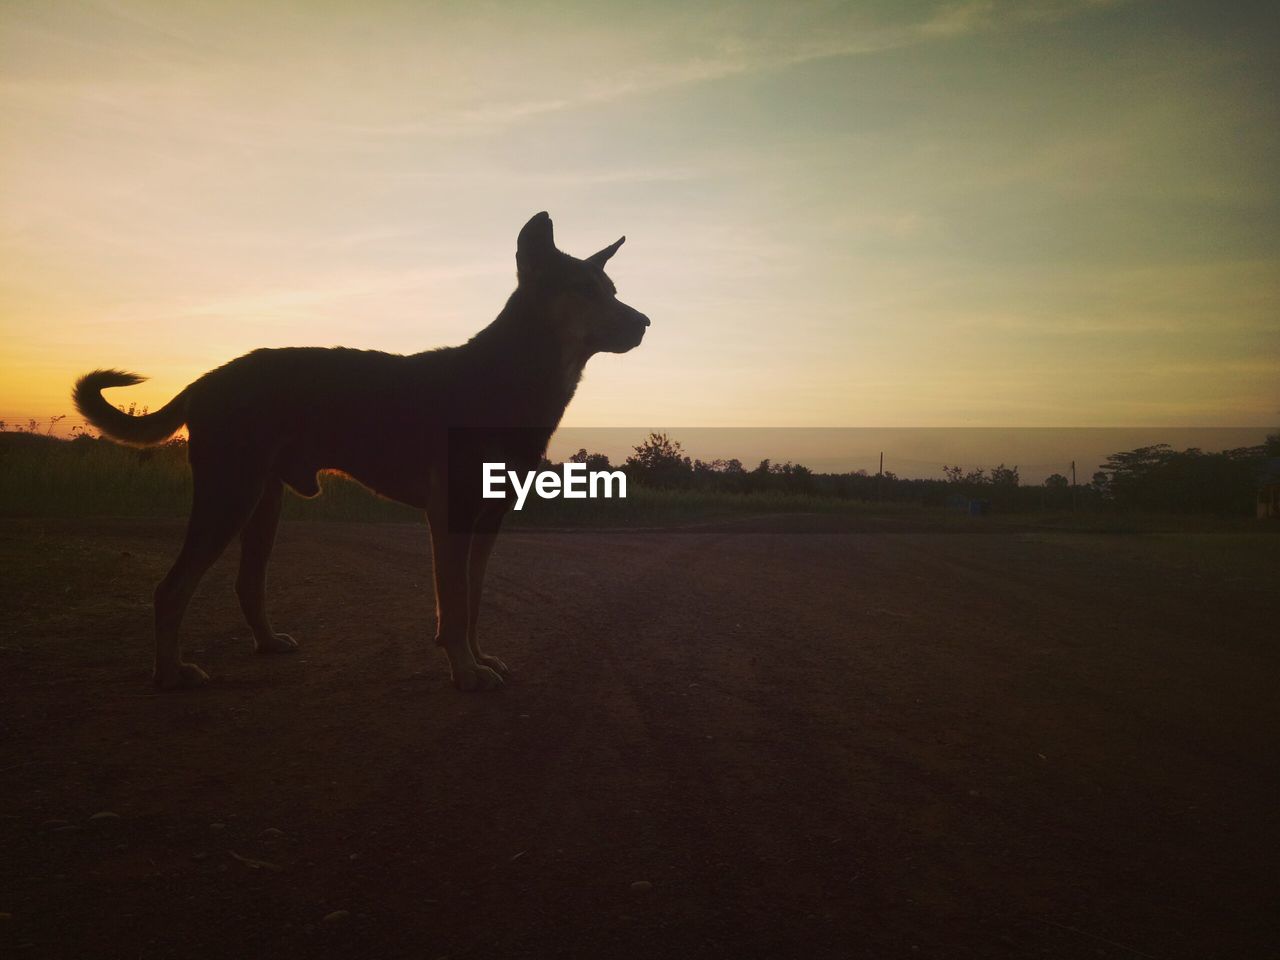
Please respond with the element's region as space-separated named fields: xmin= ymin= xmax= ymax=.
xmin=73 ymin=370 xmax=189 ymax=446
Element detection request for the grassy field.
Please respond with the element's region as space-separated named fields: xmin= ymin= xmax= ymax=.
xmin=0 ymin=432 xmax=945 ymax=528
xmin=2 ymin=431 xmax=1274 ymax=537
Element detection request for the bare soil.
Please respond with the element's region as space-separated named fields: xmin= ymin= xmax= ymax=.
xmin=1 ymin=517 xmax=1277 ymax=959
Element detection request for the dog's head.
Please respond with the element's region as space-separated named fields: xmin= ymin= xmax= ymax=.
xmin=515 ymin=212 xmax=649 ymax=355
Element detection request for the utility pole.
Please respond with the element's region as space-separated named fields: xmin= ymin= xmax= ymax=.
xmin=878 ymin=451 xmax=883 ymax=501
xmin=1071 ymin=459 xmax=1077 ymax=513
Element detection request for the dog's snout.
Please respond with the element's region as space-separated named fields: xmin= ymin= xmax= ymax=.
xmin=637 ymin=313 xmax=651 ymax=327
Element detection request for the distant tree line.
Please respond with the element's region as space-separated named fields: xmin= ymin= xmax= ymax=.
xmin=560 ymin=431 xmax=1280 ymax=517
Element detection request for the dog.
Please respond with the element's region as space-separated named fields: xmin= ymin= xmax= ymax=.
xmin=73 ymin=212 xmax=649 ymax=691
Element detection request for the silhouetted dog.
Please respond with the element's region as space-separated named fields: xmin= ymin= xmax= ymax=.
xmin=73 ymin=213 xmax=649 ymax=691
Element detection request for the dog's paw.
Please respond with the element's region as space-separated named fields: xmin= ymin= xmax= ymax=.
xmin=154 ymin=662 xmax=210 ymax=690
xmin=451 ymin=663 xmax=505 ymax=692
xmin=254 ymin=632 xmax=299 ymax=655
xmin=478 ymin=654 xmax=512 ymax=677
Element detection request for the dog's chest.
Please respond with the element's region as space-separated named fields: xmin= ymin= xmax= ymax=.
xmin=558 ymin=348 xmax=590 ymax=403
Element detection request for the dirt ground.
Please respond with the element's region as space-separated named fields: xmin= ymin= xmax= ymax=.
xmin=1 ymin=516 xmax=1276 ymax=959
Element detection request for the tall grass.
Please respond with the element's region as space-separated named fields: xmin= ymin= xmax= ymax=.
xmin=0 ymin=433 xmax=926 ymax=528
xmin=0 ymin=434 xmax=422 ymax=522
xmin=0 ymin=434 xmax=193 ymax=518
xmin=5 ymin=433 xmax=1266 ymax=533
xmin=508 ymin=485 xmax=927 ymax=528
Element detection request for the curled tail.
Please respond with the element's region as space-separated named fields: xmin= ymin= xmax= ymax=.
xmin=73 ymin=370 xmax=189 ymax=446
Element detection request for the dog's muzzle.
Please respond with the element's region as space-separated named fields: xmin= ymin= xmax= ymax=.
xmin=617 ymin=307 xmax=649 ymax=350
xmin=629 ymin=313 xmax=650 ymax=348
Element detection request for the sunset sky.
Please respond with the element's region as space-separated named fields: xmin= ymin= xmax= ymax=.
xmin=2 ymin=0 xmax=1277 ymax=434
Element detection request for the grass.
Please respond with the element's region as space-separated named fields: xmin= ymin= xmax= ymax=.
xmin=0 ymin=433 xmax=947 ymax=531
xmin=2 ymin=432 xmax=1275 ymax=536
xmin=0 ymin=433 xmax=193 ymax=519
xmin=0 ymin=433 xmax=926 ymax=528
xmin=0 ymin=434 xmax=421 ymax=523
xmin=0 ymin=437 xmax=866 ymax=528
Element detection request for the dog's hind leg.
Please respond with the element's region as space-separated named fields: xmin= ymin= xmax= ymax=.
xmin=236 ymin=476 xmax=298 ymax=656
xmin=467 ymin=530 xmax=511 ymax=677
xmin=154 ymin=464 xmax=265 ymax=690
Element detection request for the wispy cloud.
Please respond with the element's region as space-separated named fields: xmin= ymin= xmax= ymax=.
xmin=225 ymin=0 xmax=1126 ymax=142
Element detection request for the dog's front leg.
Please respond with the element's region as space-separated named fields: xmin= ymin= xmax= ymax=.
xmin=467 ymin=530 xmax=510 ymax=678
xmin=427 ymin=506 xmax=504 ymax=692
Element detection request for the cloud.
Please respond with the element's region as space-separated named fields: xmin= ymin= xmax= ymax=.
xmin=0 ymin=0 xmax=1127 ymax=151
xmin=922 ymin=0 xmax=1126 ymax=36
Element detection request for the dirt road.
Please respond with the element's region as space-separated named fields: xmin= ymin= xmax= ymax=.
xmin=1 ymin=517 xmax=1277 ymax=958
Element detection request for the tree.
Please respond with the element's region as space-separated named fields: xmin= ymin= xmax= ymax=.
xmin=775 ymin=461 xmax=815 ymax=493
xmin=569 ymin=448 xmax=612 ymax=471
xmin=1044 ymin=473 xmax=1069 ymax=488
xmin=1096 ymin=443 xmax=1267 ymax=514
xmin=624 ymin=433 xmax=693 ymax=488
xmin=990 ymin=464 xmax=1020 ymax=487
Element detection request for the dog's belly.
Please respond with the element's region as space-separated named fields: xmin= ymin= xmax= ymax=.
xmin=276 ymin=438 xmax=431 ymax=510
xmin=280 ymin=463 xmax=430 ymax=510
xmin=340 ymin=466 xmax=430 ymax=510
xmin=279 ymin=461 xmax=323 ymax=498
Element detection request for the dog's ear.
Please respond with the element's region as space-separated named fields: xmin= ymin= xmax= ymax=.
xmin=516 ymin=212 xmax=556 ymax=283
xmin=585 ymin=236 xmax=625 ymax=269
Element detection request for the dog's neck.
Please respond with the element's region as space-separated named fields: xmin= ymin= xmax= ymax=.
xmin=467 ymin=292 xmax=595 ymax=421
xmin=557 ymin=340 xmax=592 ymax=401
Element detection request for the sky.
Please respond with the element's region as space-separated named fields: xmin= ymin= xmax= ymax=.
xmin=1 ymin=0 xmax=1278 ymax=440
